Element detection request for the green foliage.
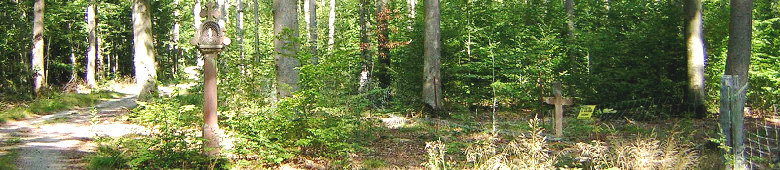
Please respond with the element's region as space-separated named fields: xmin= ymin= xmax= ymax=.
xmin=90 ymin=95 xmax=227 ymax=169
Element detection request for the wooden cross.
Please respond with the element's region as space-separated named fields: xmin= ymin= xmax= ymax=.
xmin=543 ymin=81 xmax=573 ymax=138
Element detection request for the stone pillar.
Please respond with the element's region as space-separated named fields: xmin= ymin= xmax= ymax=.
xmin=191 ymin=2 xmax=230 ymax=157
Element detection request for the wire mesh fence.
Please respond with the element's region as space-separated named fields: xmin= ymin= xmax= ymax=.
xmin=745 ymin=104 xmax=780 ymax=169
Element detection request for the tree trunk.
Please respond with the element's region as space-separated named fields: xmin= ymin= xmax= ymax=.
xmin=327 ymin=0 xmax=335 ymax=50
xmin=564 ymin=0 xmax=575 ymax=61
xmin=254 ymin=0 xmax=260 ymax=63
xmin=194 ymin=0 xmax=204 ymax=67
xmin=684 ymin=0 xmax=707 ymax=117
xmin=725 ymin=0 xmax=752 ymax=91
xmin=376 ymin=0 xmax=390 ymax=89
xmin=86 ymin=0 xmax=97 ymax=88
xmin=132 ymin=0 xmax=157 ymax=99
xmin=171 ymin=0 xmax=180 ymax=77
xmin=305 ymin=0 xmax=318 ymax=64
xmin=358 ymin=0 xmax=372 ymax=92
xmin=407 ymin=0 xmax=416 ymax=31
xmin=217 ymin=0 xmax=229 ymax=28
xmin=423 ymin=0 xmax=442 ymax=113
xmin=236 ymin=0 xmax=244 ymax=65
xmin=724 ymin=0 xmax=752 ymax=168
xmin=31 ymin=0 xmax=45 ymax=95
xmin=274 ymin=0 xmax=300 ymax=98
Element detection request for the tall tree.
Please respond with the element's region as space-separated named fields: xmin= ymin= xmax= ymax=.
xmin=406 ymin=0 xmax=416 ymax=31
xmin=254 ymin=0 xmax=260 ymax=62
xmin=723 ymin=0 xmax=752 ymax=168
xmin=564 ymin=0 xmax=575 ymax=61
xmin=194 ymin=0 xmax=204 ymax=67
xmin=274 ymin=0 xmax=300 ymax=98
xmin=305 ymin=0 xmax=318 ymax=64
xmin=684 ymin=0 xmax=707 ymax=116
xmin=171 ymin=0 xmax=181 ymax=76
xmin=132 ymin=0 xmax=157 ymax=99
xmin=376 ymin=0 xmax=390 ymax=89
xmin=725 ymin=0 xmax=752 ymax=91
xmin=86 ymin=0 xmax=97 ymax=88
xmin=31 ymin=0 xmax=45 ymax=95
xmin=327 ymin=0 xmax=335 ymax=50
xmin=423 ymin=0 xmax=442 ymax=114
xmin=236 ymin=0 xmax=244 ymax=62
xmin=358 ymin=0 xmax=372 ymax=92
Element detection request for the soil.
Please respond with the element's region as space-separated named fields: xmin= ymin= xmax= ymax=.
xmin=0 ymin=94 xmax=143 ymax=169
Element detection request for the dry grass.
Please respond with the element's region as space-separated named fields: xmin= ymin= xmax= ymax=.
xmin=575 ymin=134 xmax=698 ymax=169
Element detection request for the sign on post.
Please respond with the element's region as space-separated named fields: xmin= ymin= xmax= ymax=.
xmin=578 ymin=105 xmax=596 ymax=119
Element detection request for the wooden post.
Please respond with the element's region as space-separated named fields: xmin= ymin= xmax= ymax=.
xmin=544 ymin=82 xmax=573 ymax=138
xmin=720 ymin=75 xmax=747 ymax=169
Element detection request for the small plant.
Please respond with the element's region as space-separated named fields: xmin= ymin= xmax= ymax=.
xmin=462 ymin=117 xmax=555 ymax=169
xmin=576 ymin=134 xmax=698 ymax=169
xmin=424 ymin=140 xmax=448 ymax=170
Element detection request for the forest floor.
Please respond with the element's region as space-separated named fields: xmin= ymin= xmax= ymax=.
xmin=337 ymin=112 xmax=725 ymax=169
xmin=0 ymin=88 xmax=142 ymax=169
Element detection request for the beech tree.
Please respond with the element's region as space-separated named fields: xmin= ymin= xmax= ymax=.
xmin=236 ymin=0 xmax=244 ymax=61
xmin=723 ymin=0 xmax=752 ymax=168
xmin=304 ymin=0 xmax=318 ymax=64
xmin=86 ymin=0 xmax=97 ymax=88
xmin=274 ymin=0 xmax=300 ymax=98
xmin=327 ymin=0 xmax=335 ymax=50
xmin=358 ymin=0 xmax=371 ymax=92
xmin=725 ymin=0 xmax=752 ymax=90
xmin=31 ymin=0 xmax=45 ymax=95
xmin=423 ymin=0 xmax=442 ymax=114
xmin=132 ymin=0 xmax=157 ymax=99
xmin=684 ymin=0 xmax=706 ymax=116
xmin=376 ymin=0 xmax=390 ymax=89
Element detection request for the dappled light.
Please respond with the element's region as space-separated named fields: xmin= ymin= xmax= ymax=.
xmin=0 ymin=0 xmax=778 ymax=169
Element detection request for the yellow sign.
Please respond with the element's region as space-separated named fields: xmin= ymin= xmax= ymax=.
xmin=578 ymin=105 xmax=596 ymax=119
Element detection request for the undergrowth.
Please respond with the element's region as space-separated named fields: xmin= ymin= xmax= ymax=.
xmin=89 ymin=91 xmax=381 ymax=168
xmin=425 ymin=118 xmax=700 ymax=169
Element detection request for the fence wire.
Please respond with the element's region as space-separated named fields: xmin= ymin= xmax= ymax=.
xmin=745 ymin=104 xmax=780 ymax=169
xmin=587 ymin=97 xmax=684 ymax=121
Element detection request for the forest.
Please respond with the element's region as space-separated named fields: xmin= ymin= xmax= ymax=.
xmin=0 ymin=0 xmax=778 ymax=169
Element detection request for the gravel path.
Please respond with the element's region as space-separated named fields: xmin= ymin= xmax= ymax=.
xmin=0 ymin=94 xmax=143 ymax=169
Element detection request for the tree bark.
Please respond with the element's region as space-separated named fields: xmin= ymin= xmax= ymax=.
xmin=376 ymin=0 xmax=390 ymax=89
xmin=358 ymin=0 xmax=372 ymax=92
xmin=86 ymin=0 xmax=97 ymax=88
xmin=236 ymin=0 xmax=244 ymax=64
xmin=724 ymin=0 xmax=752 ymax=168
xmin=305 ymin=0 xmax=318 ymax=64
xmin=132 ymin=0 xmax=157 ymax=99
xmin=327 ymin=0 xmax=335 ymax=50
xmin=564 ymin=0 xmax=575 ymax=61
xmin=194 ymin=0 xmax=204 ymax=67
xmin=725 ymin=0 xmax=752 ymax=89
xmin=423 ymin=0 xmax=442 ymax=113
xmin=254 ymin=0 xmax=260 ymax=62
xmin=274 ymin=0 xmax=300 ymax=98
xmin=31 ymin=0 xmax=45 ymax=95
xmin=684 ymin=0 xmax=707 ymax=117
xmin=171 ymin=0 xmax=180 ymax=77
xmin=407 ymin=0 xmax=416 ymax=31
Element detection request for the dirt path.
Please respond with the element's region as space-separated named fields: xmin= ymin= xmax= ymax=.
xmin=0 ymin=94 xmax=144 ymax=169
